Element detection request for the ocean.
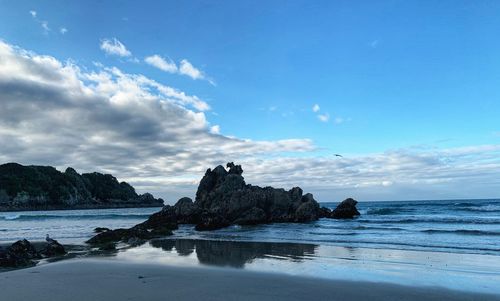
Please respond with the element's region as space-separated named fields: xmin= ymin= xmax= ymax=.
xmin=1 ymin=198 xmax=499 ymax=255
xmin=1 ymin=199 xmax=500 ymax=294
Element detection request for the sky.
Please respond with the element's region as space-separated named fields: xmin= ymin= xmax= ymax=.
xmin=0 ymin=0 xmax=499 ymax=203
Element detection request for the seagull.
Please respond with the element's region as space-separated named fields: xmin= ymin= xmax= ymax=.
xmin=46 ymin=234 xmax=55 ymax=243
xmin=334 ymin=154 xmax=343 ymax=157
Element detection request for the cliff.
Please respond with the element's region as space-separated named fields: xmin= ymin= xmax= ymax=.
xmin=0 ymin=163 xmax=163 ymax=211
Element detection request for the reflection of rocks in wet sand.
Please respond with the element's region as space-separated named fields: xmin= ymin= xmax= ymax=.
xmin=150 ymin=239 xmax=195 ymax=256
xmin=149 ymin=239 xmax=317 ymax=268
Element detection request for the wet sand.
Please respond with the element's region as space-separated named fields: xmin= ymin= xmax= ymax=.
xmin=1 ymin=259 xmax=498 ymax=301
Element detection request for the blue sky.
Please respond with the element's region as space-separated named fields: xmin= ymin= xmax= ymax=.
xmin=0 ymin=0 xmax=499 ymax=202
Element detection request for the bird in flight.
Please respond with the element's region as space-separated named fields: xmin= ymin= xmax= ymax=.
xmin=334 ymin=154 xmax=343 ymax=157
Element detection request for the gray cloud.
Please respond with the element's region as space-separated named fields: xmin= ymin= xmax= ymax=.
xmin=0 ymin=41 xmax=499 ymax=203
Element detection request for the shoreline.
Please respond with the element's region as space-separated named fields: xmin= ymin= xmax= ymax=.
xmin=1 ymin=258 xmax=498 ymax=301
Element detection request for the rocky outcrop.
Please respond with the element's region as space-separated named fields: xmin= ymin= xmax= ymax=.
xmin=40 ymin=239 xmax=66 ymax=257
xmin=190 ymin=162 xmax=321 ymax=230
xmin=87 ymin=162 xmax=360 ymax=245
xmin=0 ymin=163 xmax=163 ymax=211
xmin=86 ymin=225 xmax=175 ymax=245
xmin=86 ymin=206 xmax=178 ymax=245
xmin=0 ymin=238 xmax=66 ymax=268
xmin=319 ymin=198 xmax=360 ymax=219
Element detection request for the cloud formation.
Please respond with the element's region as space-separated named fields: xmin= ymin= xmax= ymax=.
xmin=100 ymin=38 xmax=131 ymax=57
xmin=0 ymin=40 xmax=313 ymax=200
xmin=1 ymin=41 xmax=499 ymax=202
xmin=29 ymin=10 xmax=50 ymax=34
xmin=145 ymin=54 xmax=214 ymax=85
xmin=145 ymin=55 xmax=177 ymax=73
xmin=318 ymin=113 xmax=330 ymax=122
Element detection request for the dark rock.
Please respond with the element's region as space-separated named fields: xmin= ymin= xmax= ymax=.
xmin=174 ymin=197 xmax=202 ymax=224
xmin=0 ymin=239 xmax=41 ymax=268
xmin=98 ymin=242 xmax=117 ymax=251
xmin=86 ymin=228 xmax=132 ymax=245
xmin=40 ymin=239 xmax=66 ymax=257
xmin=192 ymin=163 xmax=323 ymax=230
xmin=195 ymin=212 xmax=230 ymax=231
xmin=87 ymin=218 xmax=175 ymax=245
xmin=94 ymin=227 xmax=111 ymax=233
xmin=330 ymin=198 xmax=360 ymax=219
xmin=318 ymin=206 xmax=332 ymax=218
xmin=226 ymin=162 xmax=243 ymax=175
xmin=86 ymin=163 xmax=359 ymax=243
xmin=9 ymin=239 xmax=40 ymax=260
xmin=295 ymin=196 xmax=320 ymax=222
xmin=233 ymin=207 xmax=267 ymax=225
xmin=135 ymin=205 xmax=178 ymax=231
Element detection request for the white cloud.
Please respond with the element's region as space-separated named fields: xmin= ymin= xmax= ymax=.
xmin=0 ymin=40 xmax=314 ymax=201
xmin=2 ymin=40 xmax=500 ymax=202
xmin=334 ymin=117 xmax=344 ymax=124
xmin=60 ymin=27 xmax=68 ymax=34
xmin=145 ymin=55 xmax=177 ymax=73
xmin=100 ymin=38 xmax=131 ymax=57
xmin=318 ymin=113 xmax=330 ymax=122
xmin=41 ymin=21 xmax=50 ymax=33
xmin=179 ymin=59 xmax=203 ymax=80
xmin=29 ymin=10 xmax=50 ymax=34
xmin=312 ymin=104 xmax=320 ymax=112
xmin=145 ymin=56 xmax=215 ymax=85
xmin=210 ymin=125 xmax=220 ymax=134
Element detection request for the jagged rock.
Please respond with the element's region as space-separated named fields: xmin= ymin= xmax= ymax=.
xmin=86 ymin=163 xmax=360 ymax=243
xmin=40 ymin=239 xmax=66 ymax=257
xmin=195 ymin=212 xmax=230 ymax=231
xmin=174 ymin=197 xmax=202 ymax=224
xmin=295 ymin=197 xmax=320 ymax=222
xmin=86 ymin=227 xmax=167 ymax=245
xmin=193 ymin=163 xmax=322 ymax=229
xmin=330 ymin=198 xmax=360 ymax=219
xmin=0 ymin=239 xmax=41 ymax=268
xmin=318 ymin=206 xmax=332 ymax=218
xmin=87 ymin=207 xmax=177 ymax=245
xmin=94 ymin=227 xmax=111 ymax=233
xmin=233 ymin=207 xmax=267 ymax=225
xmin=87 ymin=206 xmax=177 ymax=245
xmin=98 ymin=242 xmax=117 ymax=251
xmin=135 ymin=205 xmax=178 ymax=231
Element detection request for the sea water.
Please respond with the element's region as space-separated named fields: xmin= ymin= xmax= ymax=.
xmin=1 ymin=199 xmax=499 ymax=256
xmin=1 ymin=199 xmax=500 ymax=294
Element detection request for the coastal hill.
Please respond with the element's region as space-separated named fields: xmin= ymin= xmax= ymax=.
xmin=0 ymin=163 xmax=163 ymax=211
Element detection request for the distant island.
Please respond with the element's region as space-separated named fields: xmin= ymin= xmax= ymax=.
xmin=0 ymin=163 xmax=163 ymax=211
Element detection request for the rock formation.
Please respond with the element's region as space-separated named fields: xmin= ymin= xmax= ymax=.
xmin=0 ymin=163 xmax=163 ymax=211
xmin=86 ymin=162 xmax=360 ymax=245
xmin=191 ymin=162 xmax=321 ymax=230
xmin=319 ymin=198 xmax=360 ymax=219
xmin=0 ymin=238 xmax=66 ymax=268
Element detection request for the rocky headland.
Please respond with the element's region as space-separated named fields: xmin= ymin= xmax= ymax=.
xmin=87 ymin=162 xmax=360 ymax=246
xmin=0 ymin=163 xmax=163 ymax=211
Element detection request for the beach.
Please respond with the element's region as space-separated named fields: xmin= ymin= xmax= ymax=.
xmin=2 ymin=199 xmax=500 ymax=300
xmin=2 ymin=259 xmax=498 ymax=301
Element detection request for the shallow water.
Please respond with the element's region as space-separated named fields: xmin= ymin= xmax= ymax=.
xmin=1 ymin=199 xmax=500 ymax=294
xmin=114 ymin=238 xmax=500 ymax=295
xmin=1 ymin=199 xmax=499 ymax=256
